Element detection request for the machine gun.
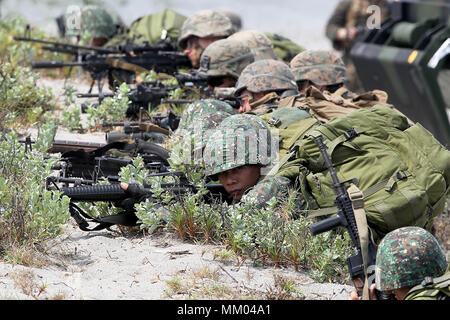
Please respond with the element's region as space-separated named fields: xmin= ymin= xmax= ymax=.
xmin=102 ymin=110 xmax=181 ymax=143
xmin=19 ymin=136 xmax=171 ymax=185
xmin=54 ymin=171 xmax=232 ymax=231
xmin=47 ymin=140 xmax=171 ymax=185
xmin=79 ymin=80 xmax=182 ymax=118
xmin=19 ymin=136 xmax=107 ymax=154
xmin=309 ymin=136 xmax=394 ymax=300
xmin=14 ymin=30 xmax=192 ymax=97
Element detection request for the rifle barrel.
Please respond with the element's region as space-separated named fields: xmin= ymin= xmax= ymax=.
xmin=13 ymin=36 xmax=119 ymax=54
xmin=32 ymin=61 xmax=85 ymax=69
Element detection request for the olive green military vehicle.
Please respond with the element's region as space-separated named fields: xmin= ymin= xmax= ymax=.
xmin=350 ymin=0 xmax=449 ymax=146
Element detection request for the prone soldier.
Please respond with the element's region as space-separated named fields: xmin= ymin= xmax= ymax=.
xmin=64 ymin=5 xmax=121 ymax=47
xmin=348 ymin=226 xmax=449 ymax=300
xmin=177 ymin=9 xmax=235 ymax=68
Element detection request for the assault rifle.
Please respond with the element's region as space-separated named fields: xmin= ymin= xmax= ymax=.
xmin=309 ymin=136 xmax=394 ymax=300
xmin=55 ymin=171 xmax=232 ymax=231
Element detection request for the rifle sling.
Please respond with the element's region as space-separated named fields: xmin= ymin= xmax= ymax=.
xmin=69 ymin=202 xmax=138 ymax=231
xmin=347 ymin=183 xmax=371 ymax=301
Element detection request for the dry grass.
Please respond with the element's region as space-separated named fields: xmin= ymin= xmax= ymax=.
xmin=9 ymin=270 xmax=46 ymax=299
xmin=163 ymin=265 xmax=306 ymax=300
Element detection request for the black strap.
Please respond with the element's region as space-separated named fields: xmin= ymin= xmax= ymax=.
xmin=69 ymin=202 xmax=138 ymax=231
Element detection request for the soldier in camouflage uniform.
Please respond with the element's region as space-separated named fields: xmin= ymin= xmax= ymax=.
xmin=290 ymin=50 xmax=349 ymax=95
xmin=285 ymin=49 xmax=401 ymax=123
xmin=177 ymin=10 xmax=235 ymax=68
xmin=170 ymin=109 xmax=234 ymax=169
xmin=234 ymin=59 xmax=299 ymax=113
xmin=349 ymin=226 xmax=449 ymax=300
xmin=228 ymin=30 xmax=279 ymax=61
xmin=197 ymin=38 xmax=255 ymax=90
xmin=65 ymin=5 xmax=120 ymax=47
xmin=203 ymin=113 xmax=302 ymax=208
xmin=325 ymin=0 xmax=392 ymax=92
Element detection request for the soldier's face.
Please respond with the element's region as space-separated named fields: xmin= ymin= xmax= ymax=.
xmin=218 ymin=165 xmax=261 ymax=201
xmin=207 ymin=76 xmax=236 ymax=91
xmin=184 ymin=36 xmax=218 ymax=68
xmin=238 ymin=90 xmax=267 ymax=113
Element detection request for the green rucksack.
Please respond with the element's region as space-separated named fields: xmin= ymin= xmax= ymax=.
xmin=105 ymin=9 xmax=187 ymax=47
xmin=258 ymin=106 xmax=320 ymax=158
xmin=276 ymin=105 xmax=450 ymax=242
xmin=264 ymin=32 xmax=305 ymax=63
xmin=404 ymin=271 xmax=450 ymax=300
xmin=128 ymin=9 xmax=187 ymax=45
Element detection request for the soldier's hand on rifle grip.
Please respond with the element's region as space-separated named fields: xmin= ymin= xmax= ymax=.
xmin=348 ymin=284 xmax=378 ymax=300
xmin=116 ymin=182 xmax=151 ymax=211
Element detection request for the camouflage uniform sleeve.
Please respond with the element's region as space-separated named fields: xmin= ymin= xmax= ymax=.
xmin=325 ymin=0 xmax=352 ymax=42
xmin=241 ymin=176 xmax=305 ymax=210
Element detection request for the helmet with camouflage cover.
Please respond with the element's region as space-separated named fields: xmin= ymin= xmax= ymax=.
xmin=203 ymin=114 xmax=273 ymax=177
xmin=177 ymin=10 xmax=235 ymax=49
xmin=234 ymin=59 xmax=298 ymax=96
xmin=290 ymin=50 xmax=347 ymax=86
xmin=217 ymin=8 xmax=242 ymax=32
xmin=198 ymin=38 xmax=255 ymax=79
xmin=65 ymin=5 xmax=117 ymax=39
xmin=175 ymin=99 xmax=237 ymax=135
xmin=375 ymin=227 xmax=448 ymax=291
xmin=228 ymin=30 xmax=278 ymax=60
xmin=191 ymin=110 xmax=233 ymax=155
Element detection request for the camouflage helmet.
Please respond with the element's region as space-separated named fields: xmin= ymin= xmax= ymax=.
xmin=175 ymin=99 xmax=236 ymax=135
xmin=375 ymin=227 xmax=448 ymax=291
xmin=234 ymin=59 xmax=298 ymax=96
xmin=228 ymin=30 xmax=278 ymax=60
xmin=290 ymin=50 xmax=347 ymax=86
xmin=177 ymin=10 xmax=235 ymax=49
xmin=203 ymin=114 xmax=273 ymax=177
xmin=217 ymin=8 xmax=242 ymax=32
xmin=199 ymin=38 xmax=255 ymax=79
xmin=191 ymin=110 xmax=233 ymax=154
xmin=65 ymin=5 xmax=117 ymax=39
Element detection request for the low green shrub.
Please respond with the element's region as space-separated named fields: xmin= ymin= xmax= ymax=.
xmin=0 ymin=62 xmax=56 ymax=128
xmin=0 ymin=124 xmax=70 ymax=258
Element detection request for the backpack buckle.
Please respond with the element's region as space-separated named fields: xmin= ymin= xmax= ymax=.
xmin=344 ymin=128 xmax=358 ymax=140
xmin=421 ymin=276 xmax=434 ymax=287
xmin=396 ymin=170 xmax=409 ymax=180
xmin=268 ymin=117 xmax=281 ymax=127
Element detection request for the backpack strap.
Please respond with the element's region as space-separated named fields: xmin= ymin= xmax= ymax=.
xmin=405 ymin=272 xmax=450 ymax=300
xmin=347 ymin=183 xmax=371 ymax=300
xmin=266 ymin=118 xmax=319 ymax=177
